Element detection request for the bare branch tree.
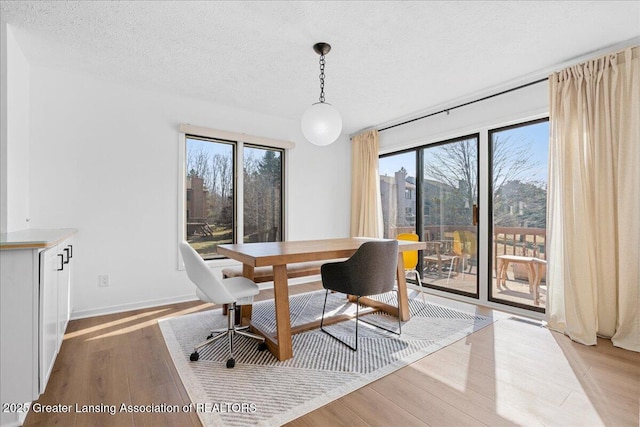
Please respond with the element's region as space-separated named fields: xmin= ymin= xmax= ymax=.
xmin=424 ymin=135 xmax=540 ymax=207
xmin=212 ymin=153 xmax=232 ymax=200
xmin=492 ymin=135 xmax=540 ymax=193
xmin=187 ymin=146 xmax=211 ymax=187
xmin=424 ymin=138 xmax=478 ymax=210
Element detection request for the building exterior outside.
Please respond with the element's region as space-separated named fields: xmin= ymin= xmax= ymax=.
xmin=186 ymin=176 xmax=210 ymax=237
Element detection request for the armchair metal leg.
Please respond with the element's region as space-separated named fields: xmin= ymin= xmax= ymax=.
xmin=358 ymin=291 xmax=402 ymax=337
xmin=320 ymin=290 xmax=402 ymax=352
xmin=445 ymin=257 xmax=457 ymax=286
xmin=408 ymin=269 xmax=426 ymax=304
xmin=320 ymin=289 xmax=358 ymax=351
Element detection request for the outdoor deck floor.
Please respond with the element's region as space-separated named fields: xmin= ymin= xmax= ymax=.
xmin=417 ymin=267 xmax=546 ymax=309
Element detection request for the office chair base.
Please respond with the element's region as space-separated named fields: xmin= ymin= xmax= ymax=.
xmin=190 ymin=303 xmax=266 ymax=368
xmin=206 ymin=324 xmax=250 ymax=340
xmin=189 ymin=339 xmax=265 ymax=365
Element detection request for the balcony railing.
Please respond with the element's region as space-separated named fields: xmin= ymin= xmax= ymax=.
xmin=389 ymin=225 xmax=547 ymax=307
xmin=389 ymin=225 xmax=546 ymax=271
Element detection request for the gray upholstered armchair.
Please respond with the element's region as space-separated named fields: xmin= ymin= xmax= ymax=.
xmin=320 ymin=239 xmax=401 ymax=351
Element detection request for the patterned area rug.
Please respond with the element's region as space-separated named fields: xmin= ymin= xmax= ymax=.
xmin=159 ymin=290 xmax=494 ymax=426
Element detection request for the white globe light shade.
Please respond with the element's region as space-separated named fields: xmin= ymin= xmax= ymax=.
xmin=301 ymin=102 xmax=343 ymax=146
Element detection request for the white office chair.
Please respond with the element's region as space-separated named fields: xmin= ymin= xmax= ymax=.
xmin=179 ymin=242 xmax=266 ymax=368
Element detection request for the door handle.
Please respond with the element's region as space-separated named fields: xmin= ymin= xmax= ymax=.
xmin=472 ymin=204 xmax=478 ymax=226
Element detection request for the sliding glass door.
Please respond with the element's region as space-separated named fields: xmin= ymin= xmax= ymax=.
xmin=489 ymin=119 xmax=549 ymax=312
xmin=380 ymin=119 xmax=548 ymax=313
xmin=379 ymin=136 xmax=479 ymax=298
xmin=421 ymin=135 xmax=479 ymax=297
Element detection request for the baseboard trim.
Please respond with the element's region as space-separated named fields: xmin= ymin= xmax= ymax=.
xmin=70 ymin=294 xmax=198 ymax=320
xmin=69 ymin=276 xmax=322 ymax=320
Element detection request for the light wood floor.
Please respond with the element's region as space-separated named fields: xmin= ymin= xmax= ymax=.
xmin=24 ymin=282 xmax=639 ymax=427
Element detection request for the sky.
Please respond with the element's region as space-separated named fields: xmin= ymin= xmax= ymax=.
xmin=186 ymin=137 xmax=280 ymax=176
xmin=379 ymin=120 xmax=549 ymax=185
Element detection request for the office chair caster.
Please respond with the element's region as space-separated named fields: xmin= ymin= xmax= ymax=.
xmin=190 ymin=351 xmax=199 ymax=362
xmin=226 ymin=358 xmax=235 ymax=368
xmin=258 ymin=342 xmax=267 ymax=351
xmin=206 ymin=333 xmax=214 ymax=339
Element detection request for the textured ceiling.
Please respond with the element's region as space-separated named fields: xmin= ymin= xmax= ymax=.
xmin=1 ymin=1 xmax=639 ymax=135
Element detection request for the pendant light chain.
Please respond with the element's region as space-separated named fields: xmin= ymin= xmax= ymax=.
xmin=318 ymin=54 xmax=326 ymax=103
xmin=301 ymin=42 xmax=341 ymax=146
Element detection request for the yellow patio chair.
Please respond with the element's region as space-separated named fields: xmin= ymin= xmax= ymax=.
xmin=397 ymin=233 xmax=425 ymax=303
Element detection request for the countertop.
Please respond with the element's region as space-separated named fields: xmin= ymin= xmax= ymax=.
xmin=0 ymin=228 xmax=78 ymax=250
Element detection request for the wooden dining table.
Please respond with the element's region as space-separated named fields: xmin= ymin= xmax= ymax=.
xmin=216 ymin=237 xmax=427 ymax=361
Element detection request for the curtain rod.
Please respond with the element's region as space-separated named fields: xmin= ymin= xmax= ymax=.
xmin=378 ymin=77 xmax=549 ymax=133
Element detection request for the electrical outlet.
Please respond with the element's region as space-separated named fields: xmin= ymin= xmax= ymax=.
xmin=98 ymin=274 xmax=110 ymax=287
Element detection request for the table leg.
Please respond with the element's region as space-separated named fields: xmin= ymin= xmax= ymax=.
xmin=396 ymin=253 xmax=410 ymax=321
xmin=240 ymin=264 xmax=254 ymax=326
xmin=525 ymin=263 xmax=536 ymax=294
xmin=271 ymin=264 xmax=293 ymax=361
xmin=532 ymin=262 xmax=543 ymax=305
xmin=497 ymin=259 xmax=508 ymax=287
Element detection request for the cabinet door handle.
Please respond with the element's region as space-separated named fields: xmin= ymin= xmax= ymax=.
xmin=63 ymin=247 xmax=71 ymax=264
xmin=57 ymin=254 xmax=65 ymax=271
xmin=67 ymin=244 xmax=73 ymax=258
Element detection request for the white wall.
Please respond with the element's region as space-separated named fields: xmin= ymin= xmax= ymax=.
xmin=378 ymin=81 xmax=548 ymax=152
xmin=0 ymin=23 xmax=6 ymax=234
xmin=1 ymin=23 xmax=31 ymax=234
xmin=26 ymin=65 xmax=351 ymax=317
xmin=287 ymin=133 xmax=351 ymax=240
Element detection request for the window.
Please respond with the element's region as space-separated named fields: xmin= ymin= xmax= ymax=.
xmin=184 ymin=135 xmax=284 ymax=260
xmin=243 ymin=146 xmax=283 ymax=243
xmin=380 ymin=154 xmax=417 ymax=235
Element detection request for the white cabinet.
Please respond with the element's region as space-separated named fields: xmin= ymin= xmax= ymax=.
xmin=0 ymin=229 xmax=76 ymax=427
xmin=58 ymin=243 xmax=72 ymax=348
xmin=0 ymin=248 xmax=40 ymax=404
xmin=38 ymin=238 xmax=74 ymax=393
xmin=39 ymin=246 xmax=60 ymax=394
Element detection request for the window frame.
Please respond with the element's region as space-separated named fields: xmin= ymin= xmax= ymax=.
xmin=242 ymin=143 xmax=285 ymax=244
xmin=381 ymin=118 xmax=549 ymax=315
xmin=416 ymin=133 xmax=480 ymax=299
xmin=177 ymin=126 xmax=292 ymax=268
xmin=487 ymin=117 xmax=549 ymax=313
xmin=185 ymin=134 xmax=238 ymax=257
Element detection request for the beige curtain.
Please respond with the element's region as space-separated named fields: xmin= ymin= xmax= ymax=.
xmin=350 ymin=130 xmax=383 ymax=237
xmin=547 ymin=46 xmax=639 ymax=352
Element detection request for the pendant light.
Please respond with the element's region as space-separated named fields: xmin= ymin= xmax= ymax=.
xmin=301 ymin=42 xmax=342 ymax=146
